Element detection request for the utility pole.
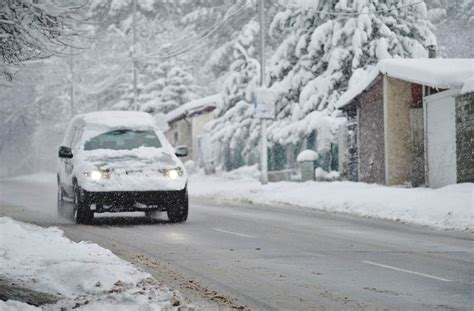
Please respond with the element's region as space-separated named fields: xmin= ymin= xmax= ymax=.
xmin=69 ymin=46 xmax=75 ymax=118
xmin=259 ymin=0 xmax=268 ymax=185
xmin=132 ymin=0 xmax=138 ymax=111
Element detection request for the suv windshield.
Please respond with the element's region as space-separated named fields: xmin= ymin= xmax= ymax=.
xmin=83 ymin=129 xmax=162 ymax=151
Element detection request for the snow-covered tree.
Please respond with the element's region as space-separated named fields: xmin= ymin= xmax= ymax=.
xmin=0 ymin=0 xmax=85 ymax=84
xmin=266 ymin=0 xmax=436 ymax=152
xmin=425 ymin=0 xmax=473 ymax=24
xmin=207 ymin=21 xmax=262 ymax=170
xmin=424 ymin=0 xmax=473 ymax=57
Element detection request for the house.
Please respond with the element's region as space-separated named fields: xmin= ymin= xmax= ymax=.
xmin=165 ymin=94 xmax=222 ymax=168
xmin=336 ymin=58 xmax=474 ymax=188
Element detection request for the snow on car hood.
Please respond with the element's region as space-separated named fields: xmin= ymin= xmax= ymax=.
xmin=79 ymin=147 xmax=179 ymax=172
xmin=74 ymin=147 xmax=187 ymax=192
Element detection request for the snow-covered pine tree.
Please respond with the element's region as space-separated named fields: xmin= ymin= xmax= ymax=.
xmin=176 ymin=0 xmax=257 ymax=92
xmin=154 ymin=66 xmax=202 ymax=114
xmin=425 ymin=0 xmax=473 ymax=24
xmin=267 ymin=0 xmax=436 ymax=156
xmin=424 ymin=0 xmax=473 ymax=57
xmin=83 ymin=0 xmax=204 ymax=114
xmin=207 ymin=21 xmax=262 ymax=170
xmin=1 ymin=0 xmax=85 ymax=84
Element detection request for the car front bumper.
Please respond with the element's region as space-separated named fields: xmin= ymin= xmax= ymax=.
xmin=81 ymin=188 xmax=186 ymax=213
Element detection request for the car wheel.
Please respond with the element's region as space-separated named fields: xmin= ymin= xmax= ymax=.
xmin=57 ymin=186 xmax=65 ymax=218
xmin=167 ymin=188 xmax=188 ymax=223
xmin=73 ymin=184 xmax=93 ymax=224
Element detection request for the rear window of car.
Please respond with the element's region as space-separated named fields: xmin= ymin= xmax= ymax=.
xmin=83 ymin=129 xmax=162 ymax=151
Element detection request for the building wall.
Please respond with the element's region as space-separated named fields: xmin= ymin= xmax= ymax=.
xmin=384 ymin=76 xmax=413 ymax=186
xmin=165 ymin=118 xmax=192 ymax=162
xmin=455 ymin=92 xmax=474 ymax=183
xmin=191 ymin=111 xmax=214 ymax=165
xmin=409 ymin=108 xmax=425 ymax=186
xmin=358 ymin=78 xmax=385 ymax=184
xmin=424 ymin=90 xmax=458 ymax=188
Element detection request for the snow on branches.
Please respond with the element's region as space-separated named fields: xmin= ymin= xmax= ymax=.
xmin=266 ymin=0 xmax=436 ymax=148
xmin=0 ymin=0 xmax=86 ymax=83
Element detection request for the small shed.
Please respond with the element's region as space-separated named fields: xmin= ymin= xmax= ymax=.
xmin=336 ymin=58 xmax=474 ymax=188
xmin=165 ymin=94 xmax=221 ymax=165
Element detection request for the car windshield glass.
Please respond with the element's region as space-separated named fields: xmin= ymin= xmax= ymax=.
xmin=83 ymin=129 xmax=162 ymax=151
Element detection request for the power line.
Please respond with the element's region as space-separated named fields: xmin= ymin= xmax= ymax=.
xmin=140 ymin=1 xmax=252 ymax=61
xmin=284 ymin=1 xmax=425 ymax=16
xmin=142 ymin=1 xmax=251 ymax=60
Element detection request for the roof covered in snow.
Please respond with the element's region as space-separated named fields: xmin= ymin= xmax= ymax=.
xmin=75 ymin=111 xmax=157 ymax=129
xmin=166 ymin=94 xmax=222 ymax=124
xmin=336 ymin=58 xmax=474 ymax=109
xmin=461 ymin=77 xmax=474 ymax=95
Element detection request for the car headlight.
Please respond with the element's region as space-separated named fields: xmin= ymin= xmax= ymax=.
xmin=162 ymin=167 xmax=184 ymax=179
xmin=84 ymin=170 xmax=111 ymax=180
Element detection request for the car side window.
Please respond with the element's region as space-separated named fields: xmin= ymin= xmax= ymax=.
xmin=63 ymin=125 xmax=75 ymax=148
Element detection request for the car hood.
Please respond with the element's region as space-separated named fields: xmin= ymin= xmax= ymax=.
xmin=77 ymin=147 xmax=180 ymax=172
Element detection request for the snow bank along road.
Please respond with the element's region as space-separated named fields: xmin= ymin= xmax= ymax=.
xmin=1 ymin=174 xmax=473 ymax=310
xmin=0 ymin=217 xmax=187 ymax=310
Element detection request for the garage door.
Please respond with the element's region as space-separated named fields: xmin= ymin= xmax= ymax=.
xmin=424 ymin=90 xmax=458 ymax=188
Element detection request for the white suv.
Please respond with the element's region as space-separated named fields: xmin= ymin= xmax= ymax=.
xmin=57 ymin=111 xmax=188 ymax=224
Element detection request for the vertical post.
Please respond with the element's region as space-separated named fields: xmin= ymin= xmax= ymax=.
xmin=259 ymin=0 xmax=268 ymax=185
xmin=69 ymin=47 xmax=75 ymax=117
xmin=132 ymin=0 xmax=138 ymax=111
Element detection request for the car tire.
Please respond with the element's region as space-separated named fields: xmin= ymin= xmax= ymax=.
xmin=73 ymin=184 xmax=93 ymax=224
xmin=57 ymin=186 xmax=65 ymax=218
xmin=167 ymin=187 xmax=188 ymax=223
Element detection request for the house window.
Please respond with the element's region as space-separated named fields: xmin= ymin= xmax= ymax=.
xmin=306 ymin=131 xmax=316 ymax=150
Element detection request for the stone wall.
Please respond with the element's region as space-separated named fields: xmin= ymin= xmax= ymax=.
xmin=409 ymin=108 xmax=425 ymax=186
xmin=455 ymin=93 xmax=474 ymax=183
xmin=384 ymin=76 xmax=413 ymax=186
xmin=358 ymin=77 xmax=385 ymax=184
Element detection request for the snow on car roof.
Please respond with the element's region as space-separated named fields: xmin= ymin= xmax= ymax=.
xmin=336 ymin=58 xmax=474 ymax=109
xmin=76 ymin=111 xmax=157 ymax=129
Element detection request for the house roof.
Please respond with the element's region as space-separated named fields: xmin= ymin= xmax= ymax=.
xmin=166 ymin=94 xmax=222 ymax=124
xmin=336 ymin=58 xmax=474 ymax=109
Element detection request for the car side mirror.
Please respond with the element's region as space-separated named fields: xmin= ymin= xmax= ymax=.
xmin=58 ymin=146 xmax=73 ymax=159
xmin=175 ymin=145 xmax=188 ymax=158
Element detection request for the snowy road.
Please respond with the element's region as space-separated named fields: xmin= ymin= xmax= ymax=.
xmin=1 ymin=175 xmax=473 ymax=310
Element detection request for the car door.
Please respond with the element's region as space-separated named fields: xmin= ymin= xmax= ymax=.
xmin=63 ymin=127 xmax=81 ymax=197
xmin=59 ymin=124 xmax=75 ymax=197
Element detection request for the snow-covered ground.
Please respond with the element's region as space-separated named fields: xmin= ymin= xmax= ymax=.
xmin=0 ymin=217 xmax=188 ymax=310
xmin=189 ymin=167 xmax=473 ymax=231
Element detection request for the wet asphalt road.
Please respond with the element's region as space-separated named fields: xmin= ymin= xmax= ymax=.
xmin=0 ymin=176 xmax=473 ymax=310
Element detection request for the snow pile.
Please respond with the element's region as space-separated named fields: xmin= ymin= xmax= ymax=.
xmin=461 ymin=77 xmax=474 ymax=95
xmin=315 ymin=168 xmax=340 ymax=181
xmin=216 ymin=164 xmax=261 ymax=180
xmin=0 ymin=300 xmax=40 ymax=311
xmin=0 ymin=217 xmax=186 ymax=310
xmin=296 ymin=150 xmax=318 ymax=162
xmin=189 ymin=174 xmax=473 ymax=231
